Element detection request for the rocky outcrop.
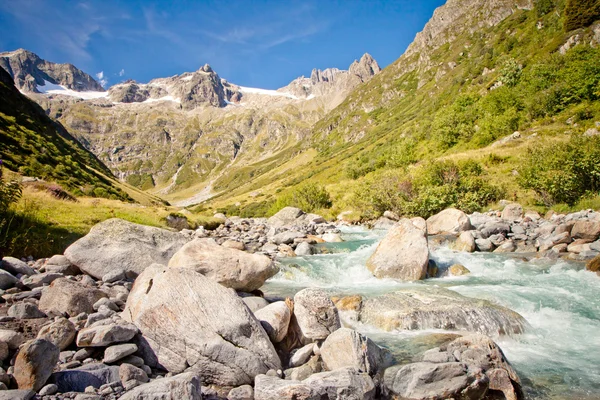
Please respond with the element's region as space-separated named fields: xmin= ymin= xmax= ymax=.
xmin=64 ymin=218 xmax=188 ymax=279
xmin=0 ymin=49 xmax=103 ymax=92
xmin=167 ymin=238 xmax=277 ymax=292
xmin=356 ymin=287 xmax=528 ymax=336
xmin=123 ymin=265 xmax=281 ymax=386
xmin=367 ymin=218 xmax=429 ymax=280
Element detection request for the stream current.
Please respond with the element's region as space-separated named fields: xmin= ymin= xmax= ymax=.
xmin=263 ymin=226 xmax=600 ymax=399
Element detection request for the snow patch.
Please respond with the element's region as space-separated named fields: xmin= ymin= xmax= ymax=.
xmin=181 ymin=75 xmax=193 ymax=81
xmin=38 ymin=80 xmax=108 ymax=99
xmin=238 ymin=86 xmax=299 ymax=99
xmin=142 ymin=95 xmax=181 ymax=104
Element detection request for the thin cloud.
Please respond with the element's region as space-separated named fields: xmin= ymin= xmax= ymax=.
xmin=119 ymin=69 xmax=125 ymax=76
xmin=95 ymin=71 xmax=108 ymax=87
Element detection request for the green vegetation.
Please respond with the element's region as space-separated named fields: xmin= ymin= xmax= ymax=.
xmin=0 ymin=164 xmax=22 ymax=258
xmin=564 ymin=0 xmax=600 ymax=31
xmin=518 ymin=135 xmax=600 ymax=206
xmin=0 ymin=66 xmax=130 ymax=201
xmin=270 ymin=182 xmax=332 ymax=214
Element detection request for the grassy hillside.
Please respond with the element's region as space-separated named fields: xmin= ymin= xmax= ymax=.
xmin=201 ymin=1 xmax=600 ymax=219
xmin=0 ymin=66 xmax=131 ymax=201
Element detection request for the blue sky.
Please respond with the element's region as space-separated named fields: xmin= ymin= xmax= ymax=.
xmin=0 ymin=0 xmax=445 ymax=89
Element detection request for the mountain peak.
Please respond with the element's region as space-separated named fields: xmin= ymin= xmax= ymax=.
xmin=349 ymin=52 xmax=381 ymax=81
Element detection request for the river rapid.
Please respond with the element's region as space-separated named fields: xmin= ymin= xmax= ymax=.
xmin=263 ymin=226 xmax=600 ymax=400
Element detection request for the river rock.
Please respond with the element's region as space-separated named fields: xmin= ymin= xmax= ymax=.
xmin=358 ymin=287 xmax=527 ymax=336
xmin=0 ymin=269 xmax=18 ymax=289
xmin=268 ymin=207 xmax=304 ymax=228
xmin=295 ymin=242 xmax=313 ymax=256
xmin=294 ymin=288 xmax=341 ymax=342
xmin=21 ymin=272 xmax=63 ymax=289
xmin=39 ymin=278 xmax=107 ymax=317
xmin=0 ymin=390 xmax=35 ymax=400
xmin=320 ymin=328 xmax=391 ymax=376
xmin=228 ymin=384 xmax=254 ymax=400
xmin=255 ymin=367 xmax=376 ymax=400
xmin=254 ymin=301 xmax=291 ymax=343
xmin=321 ymin=233 xmax=343 ymax=243
xmin=0 ymin=328 xmax=24 ymax=349
xmin=571 ymin=220 xmax=600 ymax=241
xmin=288 ymin=343 xmax=314 ymax=368
xmin=242 ymin=296 xmax=269 ymax=312
xmin=366 ymin=218 xmax=429 ymax=281
xmin=76 ymin=323 xmax=138 ymax=347
xmin=586 ymin=255 xmax=600 ymax=275
xmin=50 ymin=363 xmax=120 ymax=392
xmin=14 ymin=339 xmax=60 ymax=392
xmin=119 ymin=363 xmax=148 ymax=389
xmin=64 ymin=218 xmax=188 ymax=279
xmin=168 ymin=238 xmax=277 ymax=292
xmin=426 ymin=208 xmax=473 ymax=235
xmin=383 ymin=361 xmax=489 ymax=400
xmin=37 ymin=318 xmax=76 ymax=350
xmin=44 ymin=255 xmax=80 ymax=275
xmin=1 ymin=257 xmax=35 ymax=276
xmin=119 ymin=371 xmax=202 ymax=400
xmin=103 ymin=343 xmax=138 ymax=363
xmin=8 ymin=303 xmax=46 ymax=319
xmin=448 ymin=264 xmax=470 ymax=276
xmin=475 ymin=238 xmax=495 ymax=252
xmin=123 ymin=265 xmax=281 ymax=386
xmin=501 ymin=203 xmax=523 ymax=221
xmin=453 ymin=231 xmax=476 ymax=252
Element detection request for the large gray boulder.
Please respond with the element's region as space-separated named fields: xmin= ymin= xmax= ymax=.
xmin=571 ymin=220 xmax=600 ymax=241
xmin=64 ymin=218 xmax=188 ymax=279
xmin=358 ymin=287 xmax=527 ymax=336
xmin=255 ymin=367 xmax=376 ymax=400
xmin=366 ymin=218 xmax=429 ymax=281
xmin=13 ymin=339 xmax=60 ymax=392
xmin=294 ymin=288 xmax=341 ymax=342
xmin=50 ymin=363 xmax=120 ymax=392
xmin=119 ymin=372 xmax=202 ymax=400
xmin=1 ymin=257 xmax=35 ymax=276
xmin=501 ymin=203 xmax=523 ymax=221
xmin=39 ymin=278 xmax=107 ymax=317
xmin=426 ymin=208 xmax=473 ymax=235
xmin=168 ymin=238 xmax=278 ymax=292
xmin=267 ymin=207 xmax=304 ymax=228
xmin=320 ymin=328 xmax=391 ymax=376
xmin=123 ymin=265 xmax=281 ymax=386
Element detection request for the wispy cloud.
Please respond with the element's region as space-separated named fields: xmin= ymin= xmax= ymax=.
xmin=118 ymin=69 xmax=125 ymax=77
xmin=95 ymin=71 xmax=108 ymax=87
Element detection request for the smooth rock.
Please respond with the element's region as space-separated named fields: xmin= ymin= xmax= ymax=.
xmin=0 ymin=390 xmax=35 ymax=400
xmin=1 ymin=257 xmax=35 ymax=276
xmin=14 ymin=339 xmax=60 ymax=392
xmin=76 ymin=323 xmax=138 ymax=347
xmin=228 ymin=384 xmax=254 ymax=400
xmin=320 ymin=328 xmax=391 ymax=376
xmin=448 ymin=264 xmax=470 ymax=276
xmin=254 ymin=301 xmax=291 ymax=343
xmin=571 ymin=220 xmax=600 ymax=241
xmin=242 ymin=296 xmax=269 ymax=313
xmin=119 ymin=371 xmax=202 ymax=400
xmin=501 ymin=203 xmax=523 ymax=221
xmin=22 ymin=272 xmax=63 ymax=289
xmin=367 ymin=218 xmax=429 ymax=280
xmin=119 ymin=363 xmax=148 ymax=389
xmin=321 ymin=233 xmax=343 ymax=243
xmin=0 ymin=269 xmax=18 ymax=290
xmin=37 ymin=318 xmax=76 ymax=350
xmin=168 ymin=238 xmax=278 ymax=292
xmin=0 ymin=328 xmax=24 ymax=349
xmin=50 ymin=363 xmax=120 ymax=392
xmin=294 ymin=288 xmax=341 ymax=342
xmin=359 ymin=287 xmax=527 ymax=336
xmin=39 ymin=278 xmax=107 ymax=317
xmin=8 ymin=303 xmax=46 ymax=319
xmin=586 ymin=255 xmax=600 ymax=275
xmin=64 ymin=218 xmax=188 ymax=279
xmin=39 ymin=383 xmax=58 ymax=396
xmin=453 ymin=231 xmax=476 ymax=252
xmin=44 ymin=255 xmax=80 ymax=276
xmin=426 ymin=208 xmax=473 ymax=235
xmin=123 ymin=265 xmax=281 ymax=386
xmin=295 ymin=242 xmax=313 ymax=256
xmin=288 ymin=343 xmax=314 ymax=368
xmin=268 ymin=207 xmax=304 ymax=228
xmin=103 ymin=343 xmax=138 ymax=363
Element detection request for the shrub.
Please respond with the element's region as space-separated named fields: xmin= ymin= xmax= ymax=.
xmin=270 ymin=182 xmax=332 ymax=214
xmin=564 ymin=0 xmax=600 ymax=31
xmin=518 ymin=135 xmax=600 ymax=205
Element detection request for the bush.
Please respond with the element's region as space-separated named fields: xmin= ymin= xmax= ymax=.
xmin=270 ymin=182 xmax=332 ymax=214
xmin=0 ymin=162 xmax=23 ymax=258
xmin=564 ymin=0 xmax=600 ymax=31
xmin=518 ymin=135 xmax=600 ymax=205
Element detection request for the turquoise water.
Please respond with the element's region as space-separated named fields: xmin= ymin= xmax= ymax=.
xmin=264 ymin=226 xmax=600 ymax=399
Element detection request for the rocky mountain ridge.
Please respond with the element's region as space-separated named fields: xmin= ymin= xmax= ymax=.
xmin=0 ymin=48 xmax=104 ymax=93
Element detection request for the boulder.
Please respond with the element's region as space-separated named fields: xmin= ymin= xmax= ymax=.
xmin=268 ymin=207 xmax=304 ymax=228
xmin=103 ymin=343 xmax=138 ymax=363
xmin=254 ymin=301 xmax=292 ymax=343
xmin=76 ymin=323 xmax=138 ymax=347
xmin=44 ymin=255 xmax=80 ymax=275
xmin=383 ymin=361 xmax=488 ymax=400
xmin=294 ymin=288 xmax=341 ymax=342
xmin=426 ymin=208 xmax=473 ymax=235
xmin=294 ymin=242 xmax=313 ymax=256
xmin=321 ymin=233 xmax=343 ymax=243
xmin=228 ymin=385 xmax=254 ymax=400
xmin=0 ymin=390 xmax=35 ymax=400
xmin=0 ymin=328 xmax=24 ymax=349
xmin=1 ymin=257 xmax=35 ymax=276
xmin=123 ymin=265 xmax=281 ymax=386
xmin=475 ymin=238 xmax=495 ymax=252
xmin=119 ymin=363 xmax=148 ymax=390
xmin=39 ymin=278 xmax=107 ymax=317
xmin=64 ymin=218 xmax=188 ymax=279
xmin=0 ymin=269 xmax=18 ymax=290
xmin=21 ymin=272 xmax=63 ymax=289
xmin=242 ymin=296 xmax=269 ymax=313
xmin=50 ymin=363 xmax=120 ymax=392
xmin=501 ymin=203 xmax=523 ymax=221
xmin=119 ymin=371 xmax=202 ymax=400
xmin=8 ymin=303 xmax=46 ymax=319
xmin=37 ymin=318 xmax=76 ymax=350
xmin=448 ymin=264 xmax=471 ymax=276
xmin=320 ymin=328 xmax=391 ymax=376
xmin=366 ymin=218 xmax=429 ymax=280
xmin=586 ymin=255 xmax=600 ymax=275
xmin=168 ymin=238 xmax=278 ymax=292
xmin=571 ymin=220 xmax=600 ymax=241
xmin=358 ymin=287 xmax=527 ymax=336
xmin=288 ymin=343 xmax=314 ymax=368
xmin=14 ymin=339 xmax=60 ymax=392
xmin=453 ymin=231 xmax=476 ymax=252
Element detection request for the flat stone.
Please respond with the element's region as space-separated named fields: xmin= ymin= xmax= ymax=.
xmin=103 ymin=343 xmax=138 ymax=363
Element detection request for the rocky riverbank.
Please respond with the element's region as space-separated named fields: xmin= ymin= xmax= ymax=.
xmin=0 ymin=205 xmax=597 ymax=399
